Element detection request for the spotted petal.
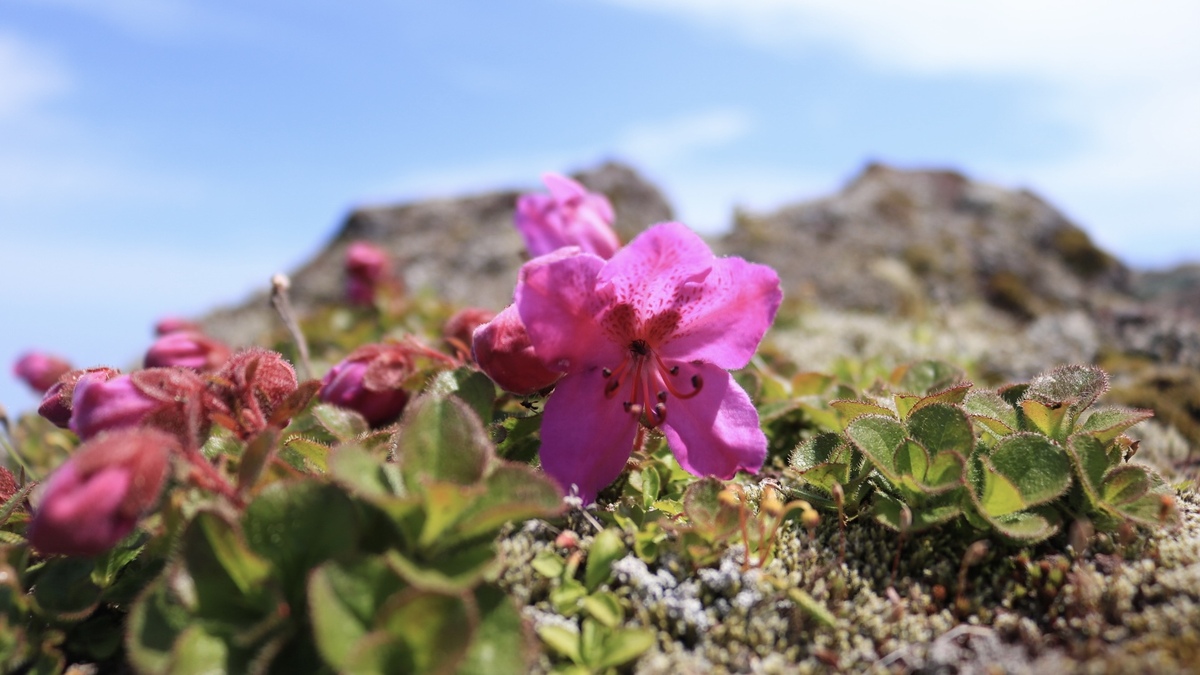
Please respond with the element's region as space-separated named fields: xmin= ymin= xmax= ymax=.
xmin=537 ymin=369 xmax=640 ymax=504
xmin=660 ymin=363 xmax=767 ymax=480
xmin=657 ymin=256 xmax=782 ymax=369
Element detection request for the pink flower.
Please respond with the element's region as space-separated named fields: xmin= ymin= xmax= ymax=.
xmin=13 ymin=351 xmax=73 ymax=394
xmin=515 ymin=222 xmax=782 ymax=502
xmin=28 ymin=428 xmax=176 ymax=557
xmin=144 ymin=330 xmax=231 ymax=372
xmin=345 ymin=241 xmax=392 ymax=305
xmin=472 ymin=303 xmax=564 ymax=396
xmin=443 ymin=307 xmax=497 ymax=359
xmin=319 ymin=343 xmax=414 ymax=427
xmin=516 ymin=173 xmax=619 ymax=259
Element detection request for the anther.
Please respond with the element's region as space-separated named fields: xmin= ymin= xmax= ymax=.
xmin=657 ymin=390 xmax=668 ymax=402
xmin=669 ymin=365 xmax=679 ymax=375
xmin=602 ymin=367 xmax=612 ymax=378
xmin=605 ymin=378 xmax=622 ymax=397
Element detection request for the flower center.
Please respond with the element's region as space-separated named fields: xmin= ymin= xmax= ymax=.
xmin=600 ymin=339 xmax=702 ymax=428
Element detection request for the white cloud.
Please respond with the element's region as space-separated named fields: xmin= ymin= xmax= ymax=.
xmin=0 ymin=32 xmax=69 ymax=122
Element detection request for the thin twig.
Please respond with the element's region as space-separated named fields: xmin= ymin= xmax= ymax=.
xmin=270 ymin=273 xmax=312 ymax=380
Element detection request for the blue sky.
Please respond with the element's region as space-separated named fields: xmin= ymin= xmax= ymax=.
xmin=2 ymin=0 xmax=1198 ymax=415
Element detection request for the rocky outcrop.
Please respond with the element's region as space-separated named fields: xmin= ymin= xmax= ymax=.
xmin=716 ymin=162 xmax=1130 ymax=318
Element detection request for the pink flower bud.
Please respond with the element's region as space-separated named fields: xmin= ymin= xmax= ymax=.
xmin=144 ymin=331 xmax=231 ymax=372
xmin=472 ymin=304 xmax=563 ymax=395
xmin=345 ymin=241 xmax=392 ymax=305
xmin=319 ymin=343 xmax=415 ymax=427
xmin=515 ymin=173 xmax=619 ymax=259
xmin=38 ymin=367 xmax=120 ymax=429
xmin=206 ymin=348 xmax=298 ymax=438
xmin=443 ymin=307 xmax=497 ymax=360
xmin=69 ymin=373 xmax=161 ymax=441
xmin=13 ymin=351 xmax=73 ymax=394
xmin=28 ymin=427 xmax=176 ymax=557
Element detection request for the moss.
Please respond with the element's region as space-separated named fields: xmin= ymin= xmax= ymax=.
xmin=1051 ymin=225 xmax=1117 ymax=279
xmin=984 ymin=270 xmax=1040 ymax=320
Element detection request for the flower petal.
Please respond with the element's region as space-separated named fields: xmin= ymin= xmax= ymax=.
xmin=538 ymin=369 xmax=639 ymax=504
xmin=598 ymin=222 xmax=715 ymax=316
xmin=658 ymin=256 xmax=782 ymax=369
xmin=660 ymin=363 xmax=767 ymax=479
xmin=516 ymin=249 xmax=622 ymax=372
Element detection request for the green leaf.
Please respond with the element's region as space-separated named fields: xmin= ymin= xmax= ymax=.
xmin=1104 ymin=469 xmax=1174 ymax=525
xmin=906 ymin=403 xmax=975 ymax=455
xmin=281 ymin=436 xmax=330 ymax=473
xmin=417 ymin=481 xmax=478 ymax=548
xmin=531 ymin=550 xmax=566 ymax=579
xmin=1019 ymin=399 xmax=1069 ymax=440
xmin=236 ymin=428 xmax=280 ymax=494
xmin=125 ymin=582 xmax=189 ymax=675
xmin=458 ymin=585 xmax=536 ymax=675
xmin=922 ymin=451 xmax=966 ymax=492
xmin=308 ymin=556 xmax=407 ymax=671
xmin=911 ymin=383 xmax=972 ymax=413
xmin=845 ymin=414 xmax=905 ymax=479
xmin=831 ymin=399 xmax=896 ymax=421
xmin=242 ymin=480 xmax=360 ymax=606
xmin=581 ymin=591 xmax=624 ymax=628
xmin=330 ymin=444 xmax=402 ymax=499
xmin=988 ymin=507 xmax=1061 ymax=543
xmin=169 ymin=626 xmax=229 ymax=675
xmin=31 ymin=558 xmax=103 ymax=622
xmin=0 ymin=481 xmax=36 ymax=528
xmin=428 ymin=367 xmax=498 ymax=427
xmin=536 ymin=623 xmax=582 ymax=665
xmin=977 ymin=465 xmax=1026 ymax=517
xmin=592 ymin=626 xmax=655 ymax=670
xmin=893 ymin=439 xmax=930 ymax=493
xmin=395 ymin=394 xmax=491 ymax=492
xmin=891 ymin=360 xmax=965 ymax=395
xmin=444 ymin=464 xmax=564 ymax=546
xmin=873 ymin=493 xmax=962 ymax=532
xmin=584 ymin=529 xmax=626 ymax=592
xmin=1025 ymin=364 xmax=1108 ymax=415
xmin=312 ymin=403 xmax=370 ymax=442
xmin=352 ymin=589 xmax=474 ymax=675
xmin=1102 ymin=465 xmax=1151 ymax=505
xmin=179 ymin=511 xmax=277 ymax=623
xmin=1067 ymin=433 xmax=1111 ymax=496
xmin=493 ymin=414 xmax=542 ymax=463
xmin=1079 ymin=407 xmax=1154 ymax=444
xmin=385 ymin=544 xmax=496 ymax=594
xmin=987 ymin=433 xmax=1072 ymax=507
xmin=963 ymin=390 xmax=1018 ymax=436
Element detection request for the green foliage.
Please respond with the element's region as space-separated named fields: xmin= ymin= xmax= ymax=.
xmin=790 ymin=362 xmax=1176 ymax=543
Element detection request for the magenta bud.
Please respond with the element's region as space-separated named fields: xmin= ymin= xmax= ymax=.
xmin=144 ymin=331 xmax=231 ymax=372
xmin=206 ymin=348 xmax=298 ymax=438
xmin=13 ymin=351 xmax=73 ymax=394
xmin=69 ymin=373 xmax=161 ymax=441
xmin=38 ymin=367 xmax=120 ymax=429
xmin=345 ymin=241 xmax=392 ymax=305
xmin=472 ymin=304 xmax=563 ymax=395
xmin=319 ymin=344 xmax=413 ymax=427
xmin=443 ymin=307 xmax=497 ymax=358
xmin=28 ymin=427 xmax=176 ymax=557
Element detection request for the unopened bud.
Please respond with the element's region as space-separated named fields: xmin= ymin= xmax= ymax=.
xmin=471 ymin=304 xmax=562 ymax=395
xmin=319 ymin=343 xmax=414 ymax=427
xmin=13 ymin=351 xmax=73 ymax=394
xmin=28 ymin=427 xmax=177 ymax=556
xmin=344 ymin=242 xmax=391 ymax=306
xmin=144 ymin=331 xmax=230 ymax=372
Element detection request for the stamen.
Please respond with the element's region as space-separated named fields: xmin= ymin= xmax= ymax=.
xmin=657 ymin=390 xmax=668 ymax=402
xmin=605 ymin=378 xmax=622 ymax=397
xmin=651 ymin=402 xmax=667 ymax=425
xmin=602 ymin=367 xmax=612 ymax=378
